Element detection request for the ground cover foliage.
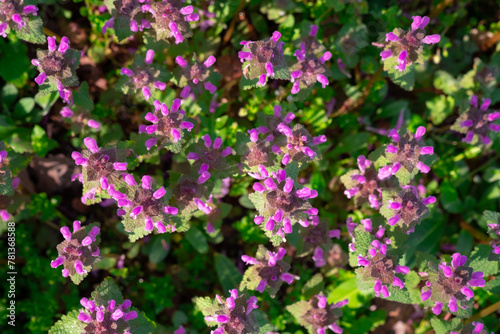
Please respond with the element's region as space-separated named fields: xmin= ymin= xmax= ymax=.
xmin=1 ymin=0 xmax=500 ymax=333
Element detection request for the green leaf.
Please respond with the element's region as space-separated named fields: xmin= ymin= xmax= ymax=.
xmin=286 ymin=300 xmax=310 ymax=328
xmin=430 ymin=317 xmax=462 ymax=334
xmin=16 ymin=16 xmax=46 ymax=44
xmin=248 ymin=192 xmax=263 ymax=212
xmin=0 ymin=38 xmax=29 ymax=82
xmin=214 ymin=253 xmax=243 ymax=292
xmin=128 ymin=309 xmax=156 ymax=334
xmin=1 ymin=83 xmax=18 ymax=107
xmin=48 ymin=310 xmax=86 ymax=334
xmin=467 ymin=244 xmax=500 ymax=276
xmin=328 ymin=274 xmax=365 ymax=308
xmin=91 ymin=277 xmax=125 ymax=306
xmin=146 ymin=235 xmax=170 ymax=263
xmin=440 ymin=180 xmax=462 ymax=213
xmin=13 ymin=97 xmax=35 ymax=118
xmin=383 ymin=57 xmax=415 ymax=91
xmin=73 ymin=82 xmax=94 ymax=111
xmin=31 ymin=125 xmax=58 ymax=157
xmin=185 ymin=227 xmax=209 ymax=254
xmin=240 ymin=74 xmax=260 ymax=90
xmin=302 ymin=273 xmax=324 ymax=300
xmin=483 ymin=276 xmax=500 ymax=295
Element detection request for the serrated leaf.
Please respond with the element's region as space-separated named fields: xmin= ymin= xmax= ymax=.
xmin=128 ymin=309 xmax=156 ymax=334
xmin=430 ymin=317 xmax=462 ymax=334
xmin=48 ymin=310 xmax=86 ymax=334
xmin=348 ymin=226 xmax=374 ymax=267
xmin=16 ymin=16 xmax=45 ymax=44
xmin=214 ymin=253 xmax=242 ymax=292
xmin=383 ymin=57 xmax=415 ymax=91
xmin=483 ymin=276 xmax=500 ymax=295
xmin=286 ymin=300 xmax=310 ymax=327
xmin=248 ymin=192 xmax=264 ymax=213
xmin=240 ymin=74 xmax=260 ymax=90
xmin=91 ymin=277 xmax=124 ymax=306
xmin=468 ymin=244 xmax=500 ymax=276
xmin=194 ymin=296 xmax=218 ymax=316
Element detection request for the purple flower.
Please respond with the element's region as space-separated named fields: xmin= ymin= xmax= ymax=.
xmin=111 ymin=175 xmax=179 ymax=239
xmin=120 ymin=49 xmax=166 ymax=100
xmin=382 ymin=126 xmax=434 ymax=179
xmin=250 ymin=167 xmax=318 ymax=244
xmin=291 ymin=293 xmax=346 ymax=334
xmin=77 ymin=297 xmax=137 ymax=332
xmin=487 ymin=222 xmax=500 ymax=256
xmin=50 ymin=221 xmax=101 ymax=282
xmin=341 ymin=155 xmax=384 ymax=209
xmin=187 ymin=134 xmax=234 ymax=182
xmin=379 ymin=15 xmax=440 ymax=71
xmin=300 ymin=219 xmax=343 ymax=267
xmin=0 ymin=0 xmax=39 ymax=36
xmin=72 ymin=138 xmax=130 ymax=205
xmin=241 ymin=246 xmax=298 ymax=296
xmin=383 ymin=186 xmax=434 ymax=234
xmin=148 ymin=1 xmax=199 ymax=43
xmin=142 ymin=99 xmax=194 ymax=152
xmin=239 ymin=31 xmax=286 ymax=87
xmin=290 ymin=41 xmax=331 ymax=94
xmin=456 ymin=95 xmax=499 ymax=145
xmin=33 ymin=36 xmax=79 ymax=91
xmin=203 ymin=290 xmax=259 ymax=333
xmin=175 ymin=55 xmax=219 ymax=98
xmin=420 ymin=253 xmax=485 ymax=315
xmin=356 ymin=240 xmax=409 ymax=298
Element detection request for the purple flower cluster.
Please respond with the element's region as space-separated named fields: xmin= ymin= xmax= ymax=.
xmin=251 ymin=166 xmax=318 ymax=241
xmin=239 ymin=31 xmax=285 ymax=87
xmin=105 ymin=0 xmax=199 ymax=43
xmin=0 ymin=0 xmax=38 ymax=37
xmin=72 ymin=137 xmax=129 ymax=204
xmin=451 ymin=322 xmax=494 ymax=334
xmin=383 ymin=186 xmax=435 ymax=234
xmin=187 ymin=134 xmax=233 ymax=184
xmin=77 ymin=297 xmax=138 ymax=333
xmin=113 ymin=174 xmax=179 ymax=235
xmin=33 ymin=36 xmax=79 ymax=104
xmin=50 ymin=221 xmax=100 ymax=281
xmin=301 ymin=293 xmax=346 ymax=334
xmin=487 ymin=222 xmax=500 ymax=256
xmin=175 ymin=55 xmax=218 ymax=98
xmin=203 ymin=289 xmax=259 ymax=334
xmin=245 ymin=105 xmax=326 ymax=167
xmin=299 ymin=219 xmax=341 ymax=267
xmin=120 ymin=49 xmax=166 ymax=100
xmin=380 ymin=16 xmax=440 ymax=71
xmin=140 ymin=99 xmax=194 ymax=152
xmin=241 ymin=246 xmax=299 ymax=295
xmin=342 ymin=155 xmax=383 ymax=209
xmin=290 ymin=25 xmax=331 ymax=94
xmin=357 ymin=244 xmax=409 ymax=298
xmin=420 ymin=253 xmax=485 ymax=315
xmin=457 ymin=95 xmax=499 ymax=144
xmin=381 ymin=126 xmax=434 ymax=178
